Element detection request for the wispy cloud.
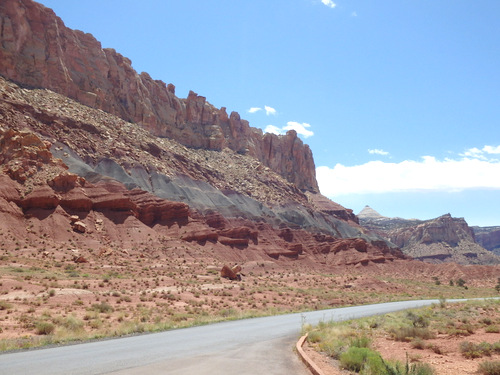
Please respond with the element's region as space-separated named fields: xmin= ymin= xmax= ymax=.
xmin=368 ymin=149 xmax=389 ymax=156
xmin=351 ymin=11 xmax=358 ymax=17
xmin=317 ymin=147 xmax=500 ymax=196
xmin=247 ymin=107 xmax=262 ymax=113
xmin=321 ymin=0 xmax=336 ymax=9
xmin=248 ymin=105 xmax=277 ymax=115
xmin=264 ymin=105 xmax=276 ymax=116
xmin=265 ymin=121 xmax=314 ymax=138
xmin=461 ymin=145 xmax=500 ymax=160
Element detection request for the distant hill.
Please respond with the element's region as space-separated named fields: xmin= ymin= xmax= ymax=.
xmin=359 ymin=207 xmax=500 ymax=265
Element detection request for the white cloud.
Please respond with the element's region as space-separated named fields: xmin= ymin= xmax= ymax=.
xmin=351 ymin=11 xmax=358 ymax=17
xmin=368 ymin=149 xmax=389 ymax=156
xmin=284 ymin=121 xmax=314 ymax=138
xmin=264 ymin=121 xmax=314 ymax=138
xmin=264 ymin=105 xmax=277 ymax=116
xmin=264 ymin=125 xmax=282 ymax=135
xmin=483 ymin=145 xmax=500 ymax=154
xmin=317 ymin=155 xmax=500 ymax=196
xmin=321 ymin=0 xmax=336 ymax=8
xmin=461 ymin=145 xmax=500 ymax=161
xmin=248 ymin=107 xmax=262 ymax=113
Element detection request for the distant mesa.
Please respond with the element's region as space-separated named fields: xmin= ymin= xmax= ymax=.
xmin=358 ymin=208 xmax=500 ymax=265
xmin=357 ymin=205 xmax=387 ymax=220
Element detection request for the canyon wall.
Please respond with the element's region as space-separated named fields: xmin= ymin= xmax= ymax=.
xmin=0 ymin=0 xmax=318 ymax=192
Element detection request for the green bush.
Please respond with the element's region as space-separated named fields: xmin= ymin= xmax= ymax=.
xmin=493 ymin=341 xmax=500 ymax=353
xmin=460 ymin=341 xmax=492 ymax=359
xmin=351 ymin=335 xmax=371 ymax=348
xmin=478 ymin=361 xmax=500 ymax=375
xmin=339 ymin=347 xmax=384 ymax=373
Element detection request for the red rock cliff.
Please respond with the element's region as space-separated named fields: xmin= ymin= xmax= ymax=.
xmin=0 ymin=0 xmax=319 ymax=192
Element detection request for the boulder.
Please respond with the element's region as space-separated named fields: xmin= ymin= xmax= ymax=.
xmin=220 ymin=264 xmax=242 ymax=280
xmin=72 ymin=221 xmax=86 ymax=233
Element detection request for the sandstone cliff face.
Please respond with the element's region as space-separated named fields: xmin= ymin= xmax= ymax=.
xmin=0 ymin=0 xmax=318 ymax=192
xmin=360 ymin=208 xmax=500 ymax=265
xmin=473 ymin=226 xmax=500 ymax=256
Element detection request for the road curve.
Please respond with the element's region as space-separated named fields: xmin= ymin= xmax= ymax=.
xmin=0 ymin=299 xmax=449 ymax=374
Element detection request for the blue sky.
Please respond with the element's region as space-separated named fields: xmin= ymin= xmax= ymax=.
xmin=37 ymin=0 xmax=500 ymax=226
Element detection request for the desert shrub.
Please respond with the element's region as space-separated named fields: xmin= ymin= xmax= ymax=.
xmin=91 ymin=302 xmax=114 ymax=314
xmin=407 ymin=312 xmax=429 ymax=328
xmin=383 ymin=360 xmax=435 ymax=375
xmin=428 ymin=344 xmax=443 ymax=355
xmin=460 ymin=341 xmax=492 ymax=359
xmin=339 ymin=347 xmax=384 ymax=373
xmin=218 ymin=308 xmax=236 ymax=318
xmin=410 ymin=338 xmax=426 ymax=350
xmin=462 ymin=323 xmax=476 ymax=334
xmin=318 ymin=339 xmax=347 ymax=359
xmin=307 ymin=330 xmax=322 ymax=343
xmin=391 ymin=326 xmax=435 ymax=342
xmin=478 ymin=361 xmax=500 ymax=375
xmin=62 ymin=315 xmax=84 ymax=332
xmin=493 ymin=341 xmax=500 ymax=353
xmin=35 ymin=321 xmax=55 ymax=335
xmin=0 ymin=301 xmax=12 ymax=310
xmin=350 ymin=334 xmax=371 ymax=348
xmin=481 ymin=318 xmax=493 ymax=326
xmin=486 ymin=325 xmax=500 ymax=333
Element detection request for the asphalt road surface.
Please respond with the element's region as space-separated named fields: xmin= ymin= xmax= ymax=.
xmin=0 ymin=299 xmax=451 ymax=374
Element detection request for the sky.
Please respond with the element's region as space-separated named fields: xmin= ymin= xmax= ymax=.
xmin=36 ymin=0 xmax=500 ymax=226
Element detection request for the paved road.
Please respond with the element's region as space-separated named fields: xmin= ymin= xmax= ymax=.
xmin=0 ymin=299 xmax=450 ymax=374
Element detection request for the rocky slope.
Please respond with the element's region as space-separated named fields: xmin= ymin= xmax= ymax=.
xmin=359 ymin=206 xmax=500 ymax=265
xmin=0 ymin=0 xmax=317 ymax=192
xmin=0 ymin=71 xmax=403 ymax=268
